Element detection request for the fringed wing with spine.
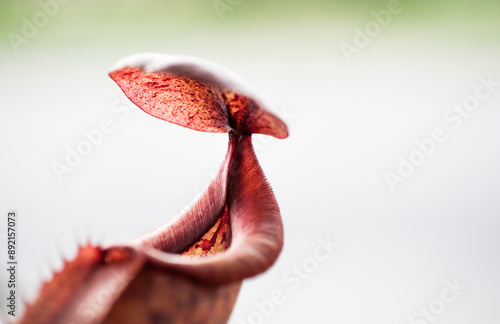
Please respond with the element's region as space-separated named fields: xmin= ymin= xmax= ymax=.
xmin=17 ymin=53 xmax=288 ymax=324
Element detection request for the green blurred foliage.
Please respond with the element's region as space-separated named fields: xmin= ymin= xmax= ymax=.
xmin=1 ymin=0 xmax=499 ymax=49
xmin=2 ymin=0 xmax=500 ymax=29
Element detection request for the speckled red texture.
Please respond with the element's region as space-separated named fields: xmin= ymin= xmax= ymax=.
xmin=109 ymin=66 xmax=288 ymax=139
xmin=181 ymin=206 xmax=231 ymax=257
xmin=224 ymin=90 xmax=288 ymax=139
xmin=109 ymin=67 xmax=230 ymax=133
